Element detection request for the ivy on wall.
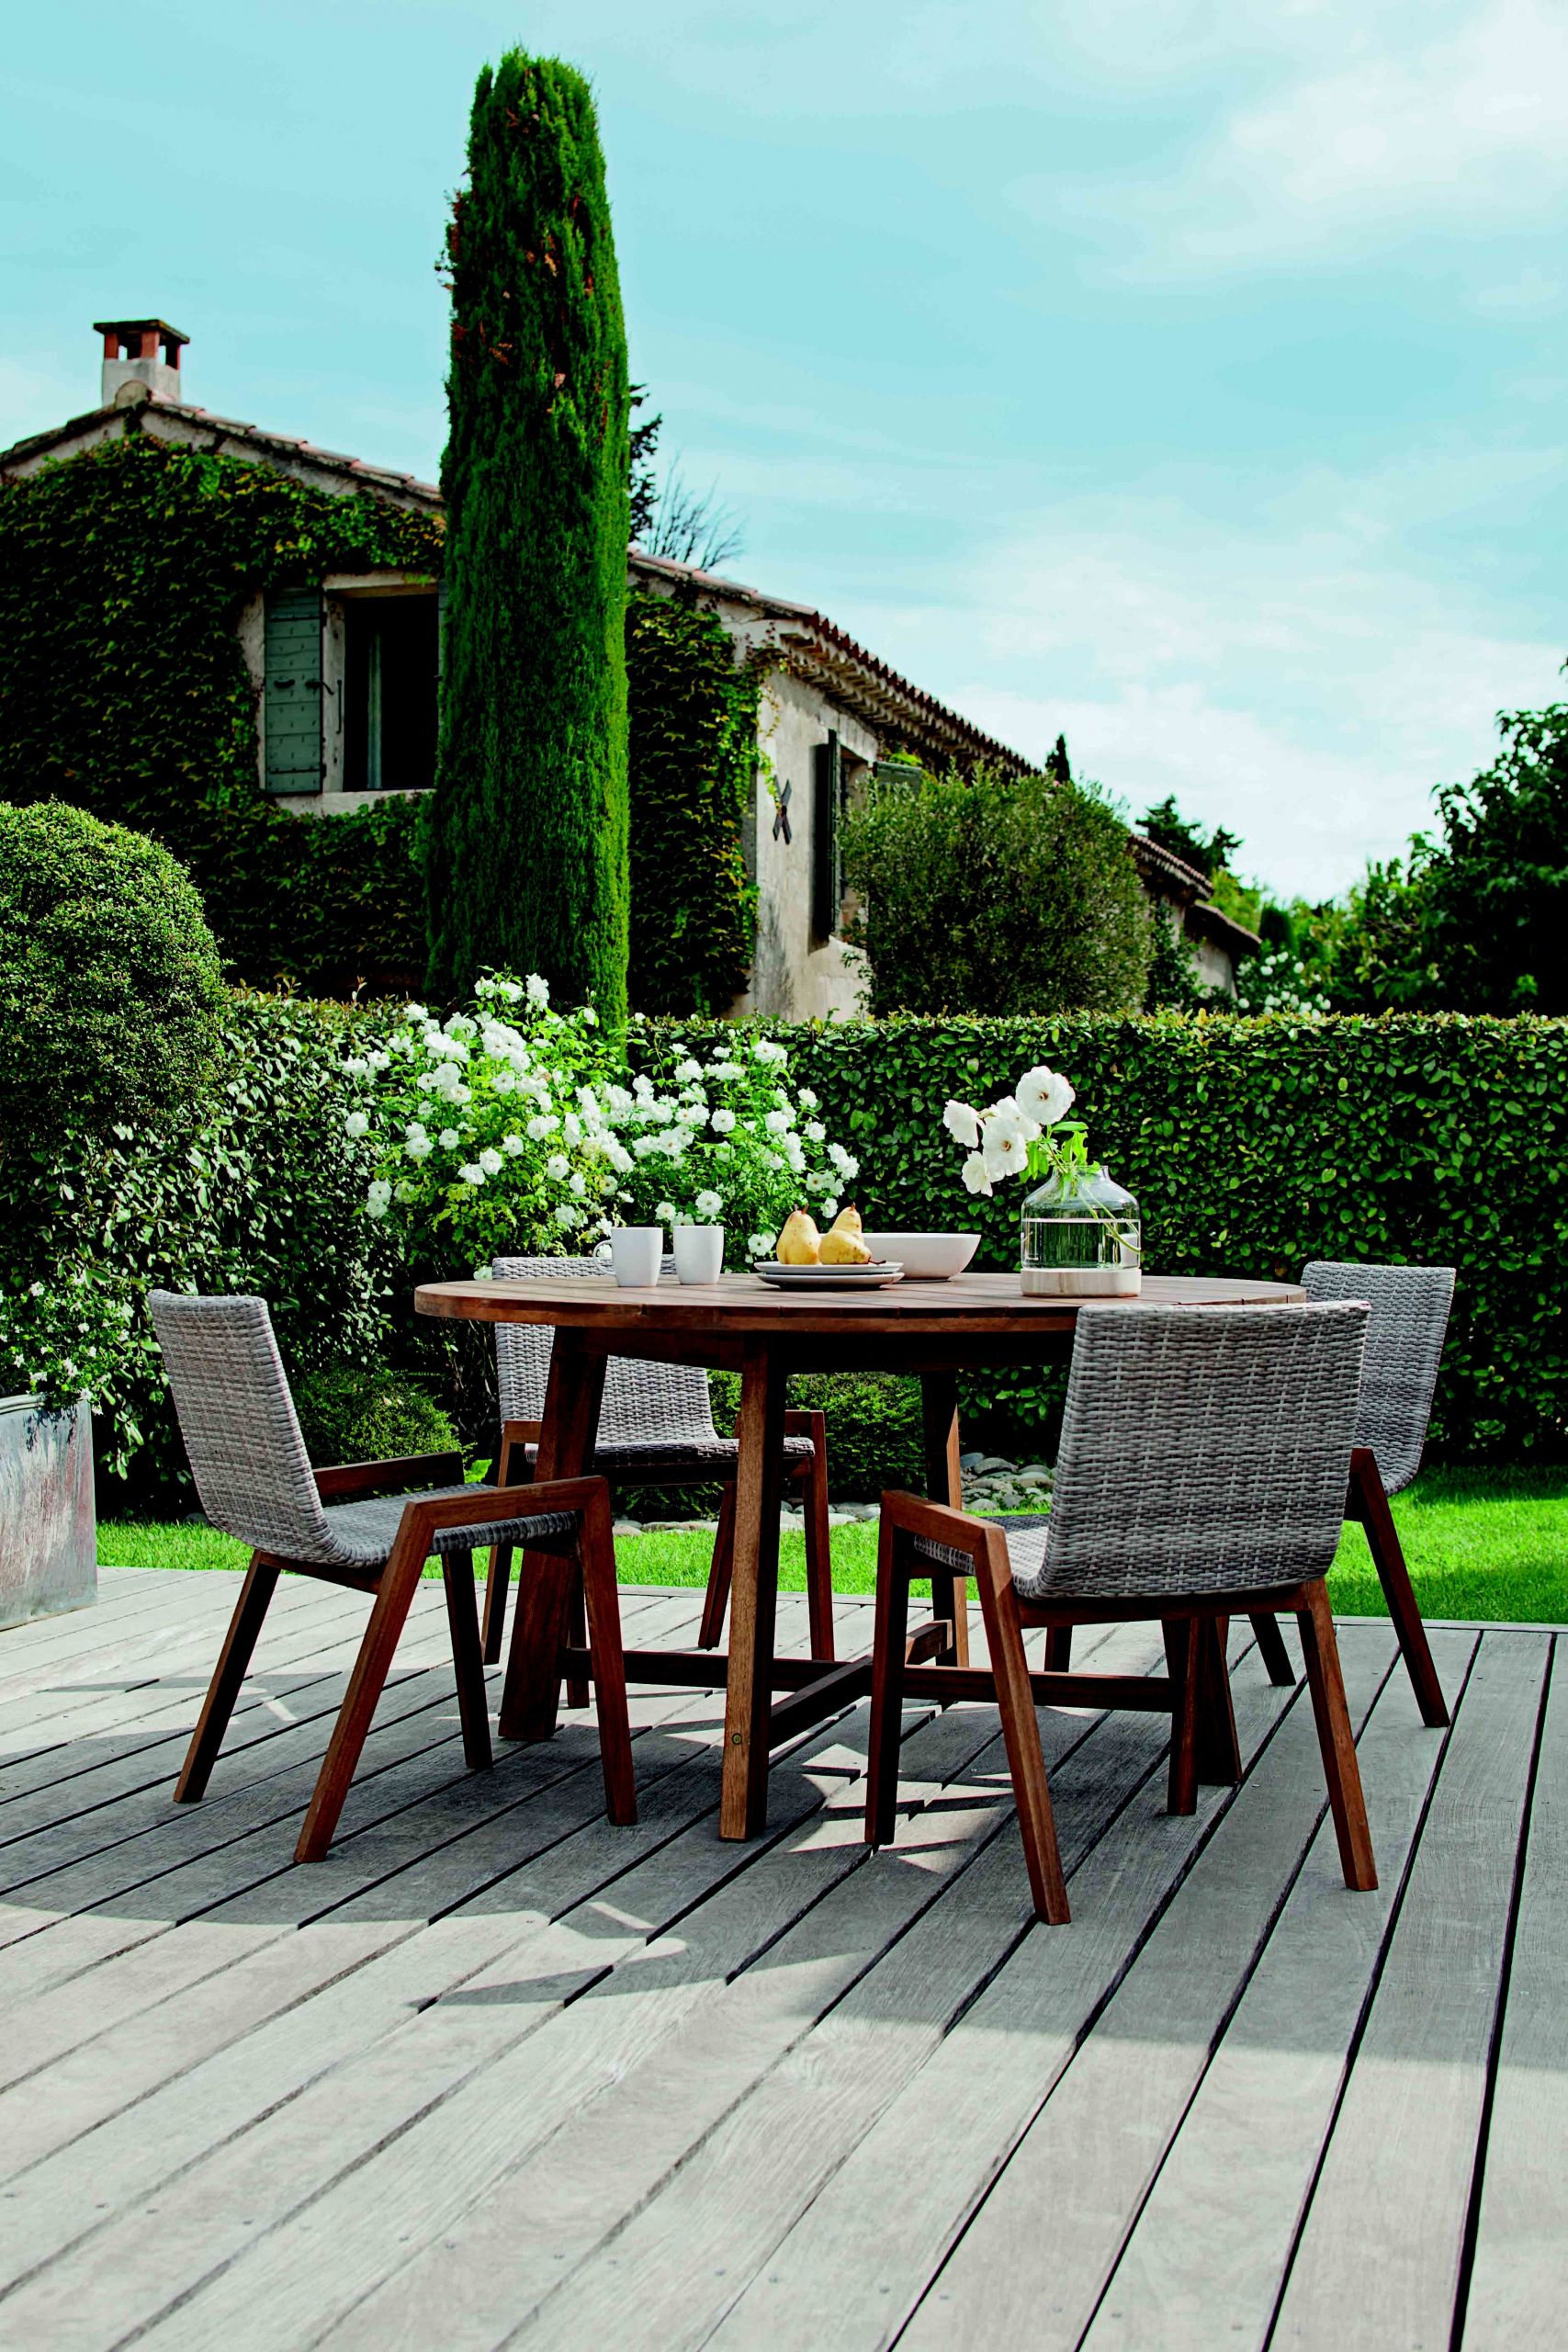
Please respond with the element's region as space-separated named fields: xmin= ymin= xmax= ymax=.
xmin=626 ymin=588 xmax=763 ymax=1014
xmin=0 ymin=429 xmax=440 ymax=995
xmin=0 ymin=435 xmax=770 ymax=1013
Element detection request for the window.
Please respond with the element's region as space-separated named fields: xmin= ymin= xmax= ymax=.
xmin=343 ymin=594 xmax=440 ymax=793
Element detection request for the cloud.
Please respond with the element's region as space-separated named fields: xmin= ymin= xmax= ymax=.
xmin=1026 ymin=0 xmax=1568 ymax=273
xmin=806 ymin=454 xmax=1567 ymax=900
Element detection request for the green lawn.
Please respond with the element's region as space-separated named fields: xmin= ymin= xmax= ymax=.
xmin=98 ymin=1463 xmax=1568 ymax=1623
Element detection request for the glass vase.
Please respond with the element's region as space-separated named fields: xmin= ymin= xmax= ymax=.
xmin=1020 ymin=1165 xmax=1142 ymax=1296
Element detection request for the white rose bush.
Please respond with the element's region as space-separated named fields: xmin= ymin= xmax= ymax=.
xmin=608 ymin=1018 xmax=859 ymax=1262
xmin=343 ymin=977 xmax=862 ymax=1272
xmin=343 ymin=976 xmax=615 ymax=1268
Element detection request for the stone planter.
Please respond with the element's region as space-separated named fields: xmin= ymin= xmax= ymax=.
xmin=0 ymin=1394 xmax=96 ymax=1631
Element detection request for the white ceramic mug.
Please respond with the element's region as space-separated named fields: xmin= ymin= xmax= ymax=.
xmin=607 ymin=1226 xmax=663 ymax=1287
xmin=672 ymin=1224 xmax=724 ymax=1285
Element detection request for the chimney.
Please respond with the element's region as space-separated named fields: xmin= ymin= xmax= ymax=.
xmin=93 ymin=317 xmax=189 ymax=409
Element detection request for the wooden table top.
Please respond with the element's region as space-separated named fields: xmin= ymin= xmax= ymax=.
xmin=414 ymin=1269 xmax=1306 ymax=1339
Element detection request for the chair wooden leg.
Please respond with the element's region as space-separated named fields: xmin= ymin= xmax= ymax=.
xmin=864 ymin=1517 xmax=914 ymax=1849
xmin=578 ymin=1487 xmax=637 ymax=1826
xmin=295 ymin=1535 xmax=424 ymax=1863
xmin=1043 ymin=1626 xmax=1073 ymax=1671
xmin=919 ymin=1373 xmax=969 ymax=1667
xmin=441 ymin=1547 xmax=493 ymax=1771
xmin=1251 ymin=1611 xmax=1297 ymax=1687
xmin=1163 ymin=1618 xmax=1201 ymax=1815
xmin=499 ymin=1547 xmax=576 ymax=1741
xmin=973 ymin=1531 xmax=1070 ymax=1925
xmin=698 ymin=1481 xmax=737 ymax=1650
xmin=1351 ymin=1449 xmax=1449 ymax=1727
xmin=481 ymin=1542 xmax=513 ymax=1667
xmin=1193 ymin=1615 xmax=1242 ymax=1785
xmin=1296 ymin=1581 xmax=1378 ymax=1892
xmin=800 ymin=1415 xmax=835 ymax=1663
xmin=564 ymin=1569 xmax=591 ymax=1710
xmin=482 ymin=1432 xmax=524 ymax=1667
xmin=175 ymin=1555 xmax=281 ymax=1803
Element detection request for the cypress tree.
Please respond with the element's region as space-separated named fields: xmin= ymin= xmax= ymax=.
xmin=427 ymin=53 xmax=630 ymax=1022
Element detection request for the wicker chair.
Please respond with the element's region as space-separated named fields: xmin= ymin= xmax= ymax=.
xmin=1235 ymin=1262 xmax=1453 ymax=1724
xmin=149 ymin=1291 xmax=634 ymax=1862
xmin=866 ymin=1303 xmax=1377 ymax=1924
xmin=482 ymin=1255 xmax=833 ymax=1668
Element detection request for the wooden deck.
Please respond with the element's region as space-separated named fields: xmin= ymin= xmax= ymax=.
xmin=0 ymin=1567 xmax=1562 ymax=2350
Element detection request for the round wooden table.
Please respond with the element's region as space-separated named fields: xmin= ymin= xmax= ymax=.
xmin=415 ymin=1269 xmax=1305 ymax=1838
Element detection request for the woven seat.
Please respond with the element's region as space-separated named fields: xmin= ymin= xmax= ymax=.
xmin=870 ymin=1303 xmax=1379 ymax=1924
xmin=482 ymin=1255 xmax=834 ymax=1667
xmin=322 ymin=1487 xmax=577 ymax=1566
xmin=513 ymin=1435 xmax=816 ymax=1478
xmin=149 ymin=1290 xmax=634 ymax=1860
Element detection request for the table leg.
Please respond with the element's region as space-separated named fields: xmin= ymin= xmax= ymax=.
xmin=718 ymin=1342 xmax=786 ymax=1840
xmin=499 ymin=1331 xmax=605 ymax=1743
xmin=919 ymin=1370 xmax=970 ymax=1668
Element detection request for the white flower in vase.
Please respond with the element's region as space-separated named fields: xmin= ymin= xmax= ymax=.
xmin=1018 ymin=1066 xmax=1077 ymax=1128
xmin=962 ymin=1151 xmax=993 ymax=1197
xmin=942 ymin=1100 xmax=982 ymax=1149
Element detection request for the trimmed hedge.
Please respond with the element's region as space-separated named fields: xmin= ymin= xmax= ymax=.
xmin=648 ymin=1012 xmax=1568 ymax=1462
xmin=16 ymin=1000 xmax=1564 ymax=1501
xmin=4 ymin=993 xmax=389 ymax=1499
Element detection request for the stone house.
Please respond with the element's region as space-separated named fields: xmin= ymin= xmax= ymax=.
xmin=1 ymin=316 xmax=1257 ymax=1011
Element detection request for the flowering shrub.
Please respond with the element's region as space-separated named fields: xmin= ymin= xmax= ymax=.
xmin=610 ymin=1019 xmax=859 ymax=1261
xmin=346 ymin=978 xmax=861 ymax=1271
xmin=344 ymin=976 xmax=615 ymax=1268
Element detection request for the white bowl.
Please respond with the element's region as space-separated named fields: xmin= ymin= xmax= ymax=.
xmin=860 ymin=1231 xmax=980 ymax=1280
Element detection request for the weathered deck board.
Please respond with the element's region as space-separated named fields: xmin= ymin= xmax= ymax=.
xmin=1271 ymin=1630 xmax=1551 ymax=2350
xmin=0 ymin=1578 xmax=1558 ymax=2352
xmin=1461 ymin=1637 xmax=1568 ymax=2348
xmin=1080 ymin=1626 xmax=1479 ymax=2351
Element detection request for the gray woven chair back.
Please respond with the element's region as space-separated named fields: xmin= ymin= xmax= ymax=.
xmin=148 ymin=1291 xmax=345 ymax=1566
xmin=1301 ymin=1261 xmax=1454 ymax=1497
xmin=491 ymin=1257 xmax=719 ymax=1447
xmin=1021 ymin=1302 xmax=1369 ymax=1604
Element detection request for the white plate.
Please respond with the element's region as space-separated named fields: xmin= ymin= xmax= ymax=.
xmin=752 ymin=1261 xmax=906 ymax=1289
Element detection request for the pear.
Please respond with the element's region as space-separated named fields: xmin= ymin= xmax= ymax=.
xmin=819 ymin=1226 xmax=873 ymax=1264
xmin=777 ymin=1208 xmax=822 ymax=1266
xmin=828 ymin=1204 xmax=863 ymax=1236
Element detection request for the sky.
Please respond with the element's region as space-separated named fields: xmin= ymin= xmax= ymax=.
xmin=4 ymin=0 xmax=1566 ymax=901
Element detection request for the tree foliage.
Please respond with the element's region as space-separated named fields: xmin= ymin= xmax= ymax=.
xmin=1139 ymin=792 xmax=1241 ymax=881
xmin=840 ymin=762 xmax=1153 ymax=1015
xmin=0 ymin=802 xmax=223 ymax=1140
xmin=428 ymin=51 xmax=631 ymax=1024
xmin=1407 ymin=701 xmax=1568 ymax=1013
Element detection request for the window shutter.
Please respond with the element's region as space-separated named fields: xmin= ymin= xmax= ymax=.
xmin=811 ymin=731 xmax=841 ymax=940
xmin=263 ymin=585 xmax=323 ymax=795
